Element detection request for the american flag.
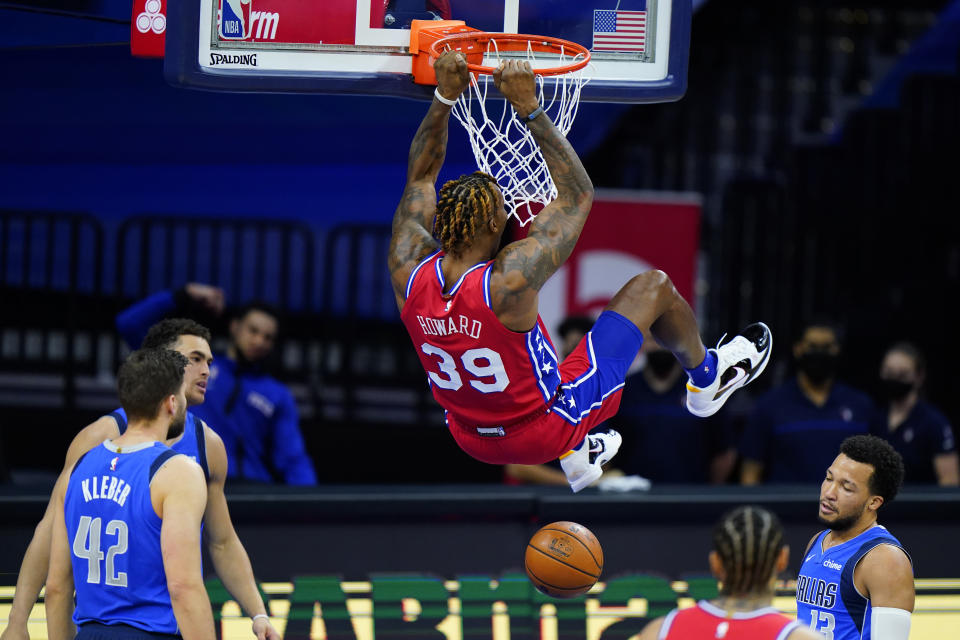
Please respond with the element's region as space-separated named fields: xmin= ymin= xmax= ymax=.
xmin=592 ymin=9 xmax=646 ymax=52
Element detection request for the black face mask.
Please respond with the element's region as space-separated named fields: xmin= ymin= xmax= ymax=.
xmin=798 ymin=349 xmax=839 ymax=384
xmin=879 ymin=378 xmax=915 ymax=402
xmin=646 ymin=351 xmax=677 ymax=379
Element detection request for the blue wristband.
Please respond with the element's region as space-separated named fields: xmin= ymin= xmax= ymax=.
xmin=524 ymin=106 xmax=544 ymax=123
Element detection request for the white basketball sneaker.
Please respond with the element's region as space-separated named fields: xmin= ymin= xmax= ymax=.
xmin=560 ymin=429 xmax=622 ymax=493
xmin=686 ymin=322 xmax=772 ymax=418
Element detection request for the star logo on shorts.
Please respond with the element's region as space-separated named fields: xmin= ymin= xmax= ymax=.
xmin=541 ymin=361 xmax=554 ymax=374
xmin=567 ymin=395 xmax=576 ymax=409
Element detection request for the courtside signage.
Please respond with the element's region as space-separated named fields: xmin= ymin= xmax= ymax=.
xmin=207 ymin=575 xmax=960 ymax=640
xmin=3 ymin=575 xmax=955 ymax=639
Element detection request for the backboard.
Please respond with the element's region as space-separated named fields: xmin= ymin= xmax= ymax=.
xmin=166 ymin=0 xmax=691 ymax=102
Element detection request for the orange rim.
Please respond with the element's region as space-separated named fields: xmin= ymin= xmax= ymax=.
xmin=429 ymin=32 xmax=591 ymax=76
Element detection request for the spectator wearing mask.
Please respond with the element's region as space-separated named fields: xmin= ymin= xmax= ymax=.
xmin=740 ymin=320 xmax=873 ymax=484
xmin=870 ymin=342 xmax=958 ymax=485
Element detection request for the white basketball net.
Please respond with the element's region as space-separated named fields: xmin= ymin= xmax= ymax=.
xmin=447 ymin=41 xmax=589 ymax=226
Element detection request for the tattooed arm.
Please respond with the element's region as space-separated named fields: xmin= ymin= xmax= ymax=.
xmin=388 ymin=50 xmax=470 ymax=311
xmin=488 ymin=60 xmax=595 ymax=331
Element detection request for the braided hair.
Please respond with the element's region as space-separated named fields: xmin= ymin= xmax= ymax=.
xmin=434 ymin=171 xmax=500 ymax=258
xmin=712 ymin=506 xmax=785 ymax=596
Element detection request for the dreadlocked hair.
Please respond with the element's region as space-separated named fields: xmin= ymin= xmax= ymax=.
xmin=434 ymin=171 xmax=499 ymax=258
xmin=713 ymin=505 xmax=785 ymax=596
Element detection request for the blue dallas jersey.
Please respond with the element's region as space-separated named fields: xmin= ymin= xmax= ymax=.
xmin=796 ymin=525 xmax=911 ymax=639
xmin=110 ymin=408 xmax=210 ymax=482
xmin=65 ymin=441 xmax=184 ymax=633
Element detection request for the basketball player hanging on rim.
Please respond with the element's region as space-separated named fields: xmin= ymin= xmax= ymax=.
xmin=388 ymin=50 xmax=772 ymax=492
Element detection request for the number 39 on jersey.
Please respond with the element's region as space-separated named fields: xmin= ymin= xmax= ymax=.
xmin=421 ymin=344 xmax=510 ymax=393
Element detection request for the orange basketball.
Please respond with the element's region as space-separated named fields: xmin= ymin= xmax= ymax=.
xmin=524 ymin=521 xmax=603 ymax=598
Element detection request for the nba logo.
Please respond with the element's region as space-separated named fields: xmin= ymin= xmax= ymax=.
xmin=219 ymin=0 xmax=251 ymax=40
xmin=110 ymin=456 xmax=119 ymax=471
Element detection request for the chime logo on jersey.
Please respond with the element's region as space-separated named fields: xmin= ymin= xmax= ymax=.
xmin=219 ymin=0 xmax=252 ymax=40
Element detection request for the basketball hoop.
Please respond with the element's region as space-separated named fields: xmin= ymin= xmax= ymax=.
xmin=411 ymin=21 xmax=591 ymax=226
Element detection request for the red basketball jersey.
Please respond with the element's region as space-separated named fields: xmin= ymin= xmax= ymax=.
xmin=660 ymin=601 xmax=801 ymax=640
xmin=400 ymin=251 xmax=562 ymax=427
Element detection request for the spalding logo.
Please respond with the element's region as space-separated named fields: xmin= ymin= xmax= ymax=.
xmin=549 ymin=536 xmax=573 ymax=558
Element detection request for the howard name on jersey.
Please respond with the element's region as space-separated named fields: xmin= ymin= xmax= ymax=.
xmin=415 ymin=312 xmax=483 ymax=340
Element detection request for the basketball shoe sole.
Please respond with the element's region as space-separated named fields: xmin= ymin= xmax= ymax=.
xmin=560 ymin=429 xmax=622 ymax=493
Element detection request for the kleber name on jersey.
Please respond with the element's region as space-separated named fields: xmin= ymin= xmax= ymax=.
xmin=79 ymin=475 xmax=133 ymax=507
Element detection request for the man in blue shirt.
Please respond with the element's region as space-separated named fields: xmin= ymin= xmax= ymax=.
xmin=46 ymin=348 xmax=216 ymax=640
xmin=116 ymin=284 xmax=317 ymax=485
xmin=741 ymin=321 xmax=874 ymax=484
